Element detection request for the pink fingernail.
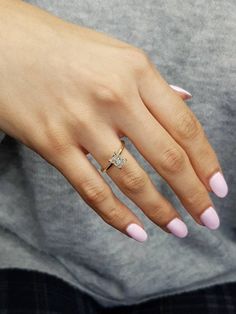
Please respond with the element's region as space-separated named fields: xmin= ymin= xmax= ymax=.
xmin=200 ymin=206 xmax=220 ymax=230
xmin=209 ymin=171 xmax=228 ymax=198
xmin=126 ymin=223 xmax=148 ymax=242
xmin=166 ymin=218 xmax=188 ymax=238
xmin=169 ymin=85 xmax=192 ymax=98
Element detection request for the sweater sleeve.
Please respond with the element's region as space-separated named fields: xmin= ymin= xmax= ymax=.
xmin=0 ymin=130 xmax=6 ymax=143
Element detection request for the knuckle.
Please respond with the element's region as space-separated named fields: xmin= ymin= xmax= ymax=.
xmin=102 ymin=206 xmax=125 ymax=226
xmin=175 ymin=110 xmax=203 ymax=140
xmin=147 ymin=205 xmax=168 ymax=225
xmin=184 ymin=188 xmax=208 ymax=209
xmin=123 ymin=46 xmax=151 ymax=74
xmin=81 ymin=180 xmax=110 ymax=205
xmin=160 ymin=147 xmax=187 ymax=174
xmin=42 ymin=124 xmax=71 ymax=157
xmin=94 ymin=78 xmax=124 ymax=104
xmin=146 ymin=202 xmax=175 ymax=227
xmin=120 ymin=167 xmax=148 ymax=194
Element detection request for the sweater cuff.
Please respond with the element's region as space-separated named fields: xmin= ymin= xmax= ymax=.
xmin=0 ymin=131 xmax=6 ymax=143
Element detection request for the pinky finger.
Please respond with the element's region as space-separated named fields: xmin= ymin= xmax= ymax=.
xmin=169 ymin=85 xmax=192 ymax=100
xmin=52 ymin=145 xmax=148 ymax=243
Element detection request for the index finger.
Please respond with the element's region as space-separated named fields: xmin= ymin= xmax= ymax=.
xmin=138 ymin=65 xmax=228 ymax=198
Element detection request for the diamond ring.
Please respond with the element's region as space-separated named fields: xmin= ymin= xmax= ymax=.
xmin=100 ymin=140 xmax=127 ymax=173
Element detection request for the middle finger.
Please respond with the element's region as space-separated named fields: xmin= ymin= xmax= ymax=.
xmin=116 ymin=95 xmax=220 ymax=230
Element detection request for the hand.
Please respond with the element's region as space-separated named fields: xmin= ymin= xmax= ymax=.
xmin=0 ymin=0 xmax=228 ymax=242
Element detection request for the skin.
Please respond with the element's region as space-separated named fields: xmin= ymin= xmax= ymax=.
xmin=0 ymin=0 xmax=223 ymax=238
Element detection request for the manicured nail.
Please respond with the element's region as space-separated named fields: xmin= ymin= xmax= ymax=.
xmin=200 ymin=206 xmax=220 ymax=230
xmin=209 ymin=171 xmax=228 ymax=198
xmin=169 ymin=85 xmax=192 ymax=98
xmin=126 ymin=223 xmax=148 ymax=242
xmin=166 ymin=218 xmax=188 ymax=238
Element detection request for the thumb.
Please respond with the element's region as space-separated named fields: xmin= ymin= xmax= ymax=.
xmin=169 ymin=84 xmax=192 ymax=100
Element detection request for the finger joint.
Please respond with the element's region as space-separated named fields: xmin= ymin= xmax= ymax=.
xmin=175 ymin=110 xmax=203 ymax=140
xmin=160 ymin=147 xmax=187 ymax=174
xmin=120 ymin=167 xmax=148 ymax=194
xmin=102 ymin=206 xmax=126 ymax=226
xmin=184 ymin=188 xmax=209 ymax=210
xmin=80 ymin=179 xmax=110 ymax=206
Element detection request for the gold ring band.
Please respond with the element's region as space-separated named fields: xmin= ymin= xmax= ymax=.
xmin=100 ymin=140 xmax=127 ymax=173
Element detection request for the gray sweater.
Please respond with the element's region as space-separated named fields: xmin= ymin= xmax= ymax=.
xmin=0 ymin=0 xmax=235 ymax=308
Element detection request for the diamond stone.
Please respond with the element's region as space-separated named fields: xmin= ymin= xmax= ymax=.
xmin=109 ymin=153 xmax=127 ymax=168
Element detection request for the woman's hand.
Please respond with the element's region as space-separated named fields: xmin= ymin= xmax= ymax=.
xmin=0 ymin=0 xmax=228 ymax=242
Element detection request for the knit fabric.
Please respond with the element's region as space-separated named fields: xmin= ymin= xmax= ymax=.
xmin=0 ymin=0 xmax=235 ymax=308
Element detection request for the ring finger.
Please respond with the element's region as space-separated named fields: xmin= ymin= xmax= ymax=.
xmin=81 ymin=126 xmax=189 ymax=238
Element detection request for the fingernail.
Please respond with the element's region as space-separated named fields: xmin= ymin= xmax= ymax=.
xmin=209 ymin=171 xmax=228 ymax=198
xmin=126 ymin=223 xmax=148 ymax=242
xmin=166 ymin=217 xmax=188 ymax=238
xmin=169 ymin=84 xmax=192 ymax=98
xmin=200 ymin=206 xmax=220 ymax=230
